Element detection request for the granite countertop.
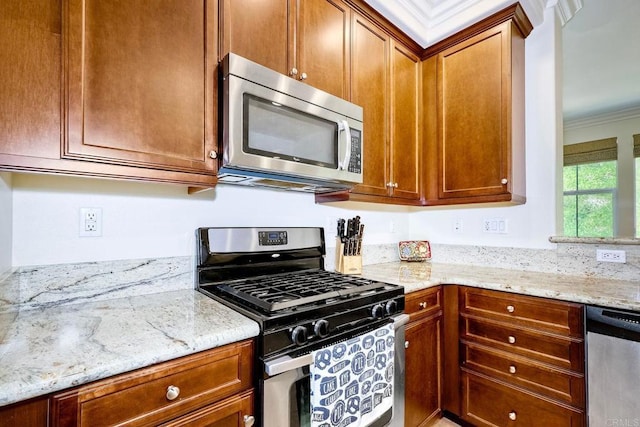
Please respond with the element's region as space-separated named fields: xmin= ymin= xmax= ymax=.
xmin=2 ymin=259 xmax=640 ymax=409
xmin=0 ymin=290 xmax=259 ymax=407
xmin=362 ymin=261 xmax=640 ymax=311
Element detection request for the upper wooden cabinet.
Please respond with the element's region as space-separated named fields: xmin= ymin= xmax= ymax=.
xmin=389 ymin=41 xmax=420 ymax=201
xmin=0 ymin=0 xmax=62 ymax=162
xmin=348 ymin=13 xmax=390 ymax=198
xmin=422 ymin=4 xmax=532 ymax=206
xmin=63 ymin=0 xmax=217 ymax=175
xmin=1 ymin=0 xmax=218 ymax=187
xmin=220 ymin=0 xmax=351 ymax=99
xmin=317 ymin=12 xmax=421 ymax=205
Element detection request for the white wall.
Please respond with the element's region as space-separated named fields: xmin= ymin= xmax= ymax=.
xmin=11 ymin=173 xmax=412 ymax=266
xmin=0 ymin=172 xmax=12 ymax=276
xmin=410 ymin=7 xmax=561 ymax=249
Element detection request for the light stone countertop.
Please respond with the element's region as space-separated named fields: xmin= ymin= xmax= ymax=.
xmin=362 ymin=261 xmax=640 ymax=311
xmin=0 ymin=290 xmax=259 ymax=407
xmin=2 ymin=259 xmax=640 ymax=409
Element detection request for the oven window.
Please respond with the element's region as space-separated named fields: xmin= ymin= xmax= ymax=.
xmin=243 ymin=94 xmax=338 ymax=168
xmin=294 ymin=375 xmax=311 ymax=427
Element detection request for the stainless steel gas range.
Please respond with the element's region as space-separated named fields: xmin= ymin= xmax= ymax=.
xmin=196 ymin=227 xmax=407 ymax=427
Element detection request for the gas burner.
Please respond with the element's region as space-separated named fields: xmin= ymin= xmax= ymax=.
xmin=214 ymin=269 xmax=393 ymax=313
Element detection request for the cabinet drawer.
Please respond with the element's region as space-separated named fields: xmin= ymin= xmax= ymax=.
xmin=461 ymin=316 xmax=584 ymax=371
xmin=461 ymin=371 xmax=585 ymax=427
xmin=160 ymin=389 xmax=254 ymax=427
xmin=461 ymin=342 xmax=585 ymax=407
xmin=52 ymin=340 xmax=254 ymax=427
xmin=460 ymin=287 xmax=583 ymax=337
xmin=406 ymin=286 xmax=441 ymax=321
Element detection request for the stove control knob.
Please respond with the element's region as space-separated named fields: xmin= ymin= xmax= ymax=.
xmin=314 ymin=319 xmax=330 ymax=338
xmin=371 ymin=304 xmax=385 ymax=319
xmin=385 ymin=300 xmax=398 ymax=315
xmin=291 ymin=325 xmax=308 ymax=346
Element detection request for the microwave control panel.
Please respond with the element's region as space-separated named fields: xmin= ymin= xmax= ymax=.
xmin=348 ymin=129 xmax=362 ymax=174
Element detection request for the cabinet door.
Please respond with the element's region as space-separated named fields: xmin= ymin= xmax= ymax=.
xmin=0 ymin=397 xmax=49 ymax=427
xmin=390 ymin=41 xmax=420 ymax=200
xmin=63 ymin=0 xmax=217 ymax=174
xmin=350 ymin=13 xmax=389 ymax=197
xmin=219 ymin=0 xmax=291 ymax=74
xmin=0 ymin=0 xmax=61 ymax=162
xmin=436 ymin=23 xmax=510 ymax=200
xmin=405 ymin=313 xmax=442 ymax=427
xmin=296 ymin=0 xmax=350 ymax=98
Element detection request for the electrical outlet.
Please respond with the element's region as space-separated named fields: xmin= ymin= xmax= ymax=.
xmin=596 ymin=249 xmax=626 ymax=263
xmin=453 ymin=218 xmax=463 ymax=233
xmin=79 ymin=207 xmax=102 ymax=237
xmin=483 ymin=217 xmax=508 ymax=234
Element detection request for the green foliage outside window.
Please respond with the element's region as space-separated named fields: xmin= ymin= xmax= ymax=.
xmin=563 ymin=161 xmax=617 ymax=237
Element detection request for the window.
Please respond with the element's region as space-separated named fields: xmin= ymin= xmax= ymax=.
xmin=563 ymin=138 xmax=618 ymax=237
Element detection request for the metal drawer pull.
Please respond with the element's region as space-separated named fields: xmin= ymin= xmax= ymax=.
xmin=501 ymin=178 xmax=509 ymax=185
xmin=507 ymin=305 xmax=515 ymax=313
xmin=508 ymin=335 xmax=516 ymax=344
xmin=166 ymin=385 xmax=180 ymax=401
xmin=405 ymin=341 xmax=409 ymax=349
xmin=244 ymin=415 xmax=256 ymax=427
xmin=419 ymin=302 xmax=428 ymax=309
xmin=508 ymin=411 xmax=517 ymax=421
xmin=509 ymin=365 xmax=517 ymax=374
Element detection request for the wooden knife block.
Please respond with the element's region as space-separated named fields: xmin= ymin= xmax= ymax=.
xmin=335 ymin=237 xmax=362 ymax=275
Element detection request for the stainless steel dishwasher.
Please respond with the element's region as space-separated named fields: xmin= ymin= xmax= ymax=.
xmin=587 ymin=305 xmax=640 ymax=427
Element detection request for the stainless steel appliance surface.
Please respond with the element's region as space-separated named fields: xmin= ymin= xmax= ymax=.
xmin=218 ymin=53 xmax=363 ymax=193
xmin=196 ymin=227 xmax=406 ymax=427
xmin=586 ymin=305 xmax=640 ymax=426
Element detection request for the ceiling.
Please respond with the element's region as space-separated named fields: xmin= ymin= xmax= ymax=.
xmin=562 ymin=0 xmax=640 ymax=122
xmin=365 ymin=0 xmax=640 ymax=122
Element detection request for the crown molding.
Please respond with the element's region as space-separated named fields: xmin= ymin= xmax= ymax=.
xmin=554 ymin=0 xmax=583 ymax=26
xmin=364 ymin=0 xmax=549 ymax=48
xmin=564 ymin=105 xmax=640 ymax=130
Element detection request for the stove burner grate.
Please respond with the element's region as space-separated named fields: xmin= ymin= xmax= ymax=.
xmin=214 ymin=269 xmax=390 ymax=313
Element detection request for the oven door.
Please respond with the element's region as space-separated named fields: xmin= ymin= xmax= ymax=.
xmin=262 ymin=315 xmax=408 ymax=427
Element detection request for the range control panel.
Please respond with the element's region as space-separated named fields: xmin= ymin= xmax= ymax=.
xmin=258 ymin=231 xmax=288 ymax=246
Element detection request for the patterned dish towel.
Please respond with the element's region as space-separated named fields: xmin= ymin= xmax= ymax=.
xmin=310 ymin=323 xmax=395 ymax=427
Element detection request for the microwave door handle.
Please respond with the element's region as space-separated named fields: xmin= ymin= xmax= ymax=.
xmin=338 ymin=120 xmax=352 ymax=171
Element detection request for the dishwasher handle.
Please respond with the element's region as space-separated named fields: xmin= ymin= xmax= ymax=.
xmin=587 ymin=305 xmax=640 ymax=342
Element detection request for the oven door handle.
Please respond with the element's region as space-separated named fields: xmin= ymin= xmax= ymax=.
xmin=264 ymin=353 xmax=313 ymax=376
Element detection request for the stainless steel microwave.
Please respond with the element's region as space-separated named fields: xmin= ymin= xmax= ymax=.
xmin=218 ymin=53 xmax=364 ymax=193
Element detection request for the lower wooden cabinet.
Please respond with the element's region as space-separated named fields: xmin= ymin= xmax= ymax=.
xmin=461 ymin=371 xmax=585 ymax=427
xmin=404 ymin=287 xmax=442 ymax=426
xmin=455 ymin=286 xmax=586 ymax=427
xmin=160 ymin=389 xmax=254 ymax=427
xmin=0 ymin=397 xmax=49 ymax=427
xmin=51 ymin=340 xmax=254 ymax=427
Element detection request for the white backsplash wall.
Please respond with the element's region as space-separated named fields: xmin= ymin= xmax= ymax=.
xmin=410 ymin=7 xmax=561 ymax=250
xmin=11 ymin=173 xmax=412 ymax=267
xmin=0 ymin=173 xmax=12 ymax=279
